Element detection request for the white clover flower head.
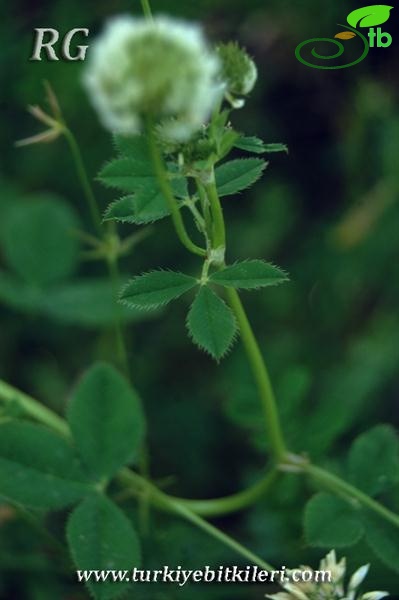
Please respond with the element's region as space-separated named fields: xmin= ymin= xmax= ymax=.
xmin=83 ymin=15 xmax=222 ymax=141
xmin=216 ymin=41 xmax=258 ymax=107
xmin=265 ymin=551 xmax=389 ymax=600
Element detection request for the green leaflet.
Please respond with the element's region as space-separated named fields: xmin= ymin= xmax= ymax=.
xmin=133 ymin=184 xmax=170 ymax=223
xmin=365 ymin=513 xmax=399 ymax=574
xmin=0 ymin=422 xmax=91 ymax=510
xmin=67 ymin=494 xmax=141 ymax=600
xmin=103 ymin=196 xmax=137 ymax=224
xmin=113 ymin=133 xmax=150 ymax=161
xmin=67 ymin=363 xmax=146 ymax=481
xmin=304 ymin=493 xmax=364 ymax=548
xmin=235 ymin=136 xmax=288 ymax=155
xmin=101 ymin=162 xmax=187 ymax=224
xmin=1 ymin=195 xmax=80 ymax=286
xmin=215 ymin=158 xmax=267 ymax=196
xmin=303 ymin=424 xmax=399 ymax=570
xmin=187 ymin=286 xmax=237 ymax=361
xmin=100 ymin=134 xmax=188 ymax=223
xmin=99 ymin=157 xmax=187 ymax=199
xmin=97 ymin=158 xmax=154 ymax=193
xmin=348 ymin=425 xmax=399 ymax=496
xmin=120 ymin=270 xmax=198 ymax=310
xmin=104 ymin=190 xmax=170 ymax=225
xmin=209 ymin=260 xmax=288 ymax=290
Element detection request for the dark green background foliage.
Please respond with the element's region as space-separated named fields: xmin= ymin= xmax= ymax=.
xmin=1 ymin=0 xmax=399 ymax=598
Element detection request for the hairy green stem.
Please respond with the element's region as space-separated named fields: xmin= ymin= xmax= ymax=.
xmin=140 ymin=0 xmax=153 ymax=20
xmin=172 ymin=502 xmax=274 ymax=570
xmin=106 ymin=251 xmax=129 ymax=376
xmin=184 ymin=199 xmax=206 ymax=234
xmin=169 ymin=469 xmax=279 ymax=517
xmin=106 ymin=255 xmax=129 ymax=375
xmin=63 ymin=128 xmax=102 ymax=235
xmin=118 ymin=470 xmax=274 ymax=570
xmin=145 ymin=119 xmax=206 ymax=257
xmin=304 ymin=463 xmax=399 ymax=529
xmin=204 ymin=177 xmax=226 ymax=251
xmin=137 ymin=445 xmax=151 ymax=537
xmin=226 ymin=289 xmax=287 ymax=462
xmin=202 ymin=177 xmax=286 ymax=461
xmin=0 ymin=380 xmax=68 ymax=437
xmin=195 ymin=179 xmax=212 ymax=242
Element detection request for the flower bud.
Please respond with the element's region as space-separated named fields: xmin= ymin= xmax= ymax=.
xmin=217 ymin=41 xmax=258 ymax=104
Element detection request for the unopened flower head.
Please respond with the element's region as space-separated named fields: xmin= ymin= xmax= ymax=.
xmin=83 ymin=15 xmax=222 ymax=141
xmin=266 ymin=551 xmax=389 ymax=600
xmin=217 ymin=41 xmax=258 ymax=106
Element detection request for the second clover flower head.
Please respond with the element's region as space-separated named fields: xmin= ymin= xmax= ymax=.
xmin=83 ymin=15 xmax=223 ymax=141
xmin=266 ymin=551 xmax=388 ymax=600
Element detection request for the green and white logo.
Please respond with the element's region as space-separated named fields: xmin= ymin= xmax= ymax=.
xmin=295 ymin=4 xmax=394 ymax=69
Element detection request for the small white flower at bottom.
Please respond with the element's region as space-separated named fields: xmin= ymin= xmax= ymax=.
xmin=265 ymin=551 xmax=389 ymax=600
